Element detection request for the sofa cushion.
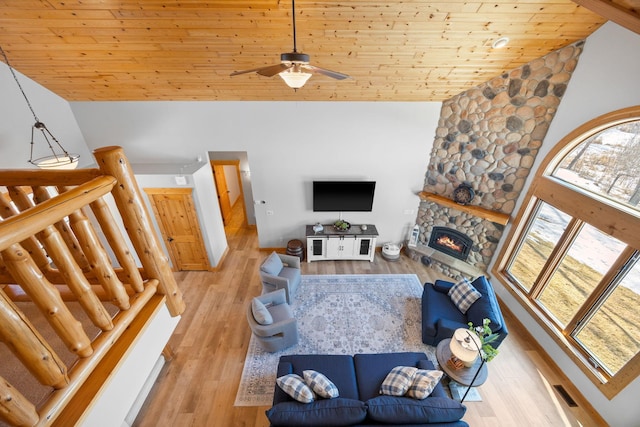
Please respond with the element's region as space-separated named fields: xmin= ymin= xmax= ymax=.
xmin=466 ymin=276 xmax=503 ymax=331
xmin=251 ymin=298 xmax=273 ymax=325
xmin=303 ymin=370 xmax=339 ymax=399
xmin=353 ymin=352 xmax=429 ymax=401
xmin=265 ymin=398 xmax=367 ymax=426
xmin=277 ymin=374 xmax=315 ymax=403
xmin=448 ymin=278 xmax=482 ymax=314
xmin=365 ymin=395 xmax=467 ymax=424
xmin=406 ymin=369 xmax=444 ymax=400
xmin=275 ymin=355 xmax=359 ymax=404
xmin=261 ymin=251 xmax=283 ymax=275
xmin=380 ymin=366 xmax=418 ymax=396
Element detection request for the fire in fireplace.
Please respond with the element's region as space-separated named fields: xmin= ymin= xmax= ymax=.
xmin=427 ymin=227 xmax=473 ymax=261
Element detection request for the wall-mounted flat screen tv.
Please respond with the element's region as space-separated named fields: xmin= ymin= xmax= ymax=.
xmin=313 ymin=181 xmax=376 ymax=212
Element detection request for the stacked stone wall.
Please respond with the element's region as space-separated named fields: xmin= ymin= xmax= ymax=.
xmin=418 ymin=41 xmax=584 ymax=278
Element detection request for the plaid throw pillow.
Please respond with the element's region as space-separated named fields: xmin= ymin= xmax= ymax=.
xmin=303 ymin=370 xmax=339 ymax=399
xmin=380 ymin=366 xmax=418 ymax=396
xmin=448 ymin=278 xmax=482 ymax=314
xmin=406 ymin=369 xmax=444 ymax=400
xmin=276 ymin=374 xmax=315 ymax=403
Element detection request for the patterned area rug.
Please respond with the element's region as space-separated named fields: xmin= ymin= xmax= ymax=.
xmin=234 ymin=274 xmax=436 ymax=406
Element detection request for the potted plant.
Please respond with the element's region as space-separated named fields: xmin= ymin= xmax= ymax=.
xmin=468 ymin=318 xmax=499 ymax=362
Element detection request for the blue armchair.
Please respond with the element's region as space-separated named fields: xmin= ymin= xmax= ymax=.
xmin=421 ymin=275 xmax=508 ymax=348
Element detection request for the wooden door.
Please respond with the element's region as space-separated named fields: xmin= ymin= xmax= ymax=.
xmin=145 ymin=188 xmax=210 ymax=271
xmin=211 ymin=163 xmax=232 ymax=224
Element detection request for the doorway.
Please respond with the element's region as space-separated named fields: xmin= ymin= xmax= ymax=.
xmin=210 ymin=160 xmax=247 ymax=230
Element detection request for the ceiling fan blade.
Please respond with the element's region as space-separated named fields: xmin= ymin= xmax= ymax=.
xmin=256 ymin=63 xmax=292 ymax=77
xmin=304 ymin=65 xmax=351 ymax=80
xmin=230 ymin=63 xmax=289 ymax=77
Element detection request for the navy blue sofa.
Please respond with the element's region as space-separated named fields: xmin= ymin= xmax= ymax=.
xmin=421 ymin=276 xmax=508 ymax=348
xmin=266 ymin=352 xmax=468 ymax=426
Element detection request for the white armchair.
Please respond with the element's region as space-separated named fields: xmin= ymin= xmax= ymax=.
xmin=259 ymin=251 xmax=301 ymax=304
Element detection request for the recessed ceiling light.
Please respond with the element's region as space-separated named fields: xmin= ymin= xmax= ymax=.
xmin=492 ymin=37 xmax=510 ymax=49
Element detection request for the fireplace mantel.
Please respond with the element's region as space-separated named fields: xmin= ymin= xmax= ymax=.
xmin=418 ymin=191 xmax=510 ymax=225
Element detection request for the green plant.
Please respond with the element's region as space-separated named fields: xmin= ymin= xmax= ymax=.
xmin=334 ymin=219 xmax=350 ymax=231
xmin=468 ymin=318 xmax=499 ymax=362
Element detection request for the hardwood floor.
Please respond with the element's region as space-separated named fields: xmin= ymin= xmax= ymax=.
xmin=133 ymin=219 xmax=606 ymax=426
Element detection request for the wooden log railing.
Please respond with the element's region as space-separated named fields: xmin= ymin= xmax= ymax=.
xmin=0 ymin=146 xmax=185 ymax=427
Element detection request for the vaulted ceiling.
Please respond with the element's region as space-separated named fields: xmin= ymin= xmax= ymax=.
xmin=0 ymin=1 xmax=638 ymax=102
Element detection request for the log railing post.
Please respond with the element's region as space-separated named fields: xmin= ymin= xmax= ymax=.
xmin=0 ymin=287 xmax=69 ymax=389
xmin=33 ymin=187 xmax=130 ymax=311
xmin=0 ymin=193 xmax=51 ymax=274
xmin=92 ymin=146 xmax=185 ymax=316
xmin=1 ymin=243 xmax=93 ymax=358
xmin=0 ymin=374 xmax=39 ymax=427
xmin=87 ymin=196 xmax=145 ymax=293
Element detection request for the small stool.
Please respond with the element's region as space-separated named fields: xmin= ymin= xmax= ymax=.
xmin=286 ymin=239 xmax=304 ymax=261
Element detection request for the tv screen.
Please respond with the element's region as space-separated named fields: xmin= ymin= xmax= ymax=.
xmin=313 ymin=181 xmax=376 ymax=212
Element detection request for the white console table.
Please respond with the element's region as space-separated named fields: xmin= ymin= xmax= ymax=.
xmin=305 ymin=224 xmax=378 ymax=262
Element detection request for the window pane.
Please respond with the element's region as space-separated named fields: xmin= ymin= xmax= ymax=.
xmin=553 ymin=120 xmax=640 ymax=213
xmin=507 ymin=202 xmax=571 ymax=291
xmin=538 ymin=224 xmax=627 ymax=326
xmin=574 ymin=257 xmax=640 ymax=374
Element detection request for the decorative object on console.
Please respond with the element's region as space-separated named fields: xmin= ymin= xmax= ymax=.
xmin=334 ymin=219 xmax=351 ymax=231
xmin=0 ymin=45 xmax=80 ymax=170
xmin=312 ymin=222 xmax=324 ymax=233
xmin=452 ymin=184 xmax=475 ymax=205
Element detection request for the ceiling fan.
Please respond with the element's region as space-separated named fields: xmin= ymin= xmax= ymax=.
xmin=230 ymin=0 xmax=350 ymax=89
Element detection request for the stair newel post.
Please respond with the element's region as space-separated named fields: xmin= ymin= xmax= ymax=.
xmin=92 ymin=146 xmax=186 ymax=316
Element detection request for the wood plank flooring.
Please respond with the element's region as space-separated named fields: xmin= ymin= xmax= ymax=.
xmin=133 ymin=217 xmax=606 ymax=426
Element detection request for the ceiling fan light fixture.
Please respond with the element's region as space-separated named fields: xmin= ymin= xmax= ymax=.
xmin=279 ymin=67 xmax=312 ymax=89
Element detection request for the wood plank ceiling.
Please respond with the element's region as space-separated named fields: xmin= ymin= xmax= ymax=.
xmin=0 ymin=0 xmax=636 ymax=102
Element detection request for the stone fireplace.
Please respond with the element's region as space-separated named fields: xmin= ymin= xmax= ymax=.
xmin=411 ymin=41 xmax=584 ymax=279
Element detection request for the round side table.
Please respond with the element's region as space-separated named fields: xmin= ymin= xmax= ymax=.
xmin=436 ymin=338 xmax=488 ymax=401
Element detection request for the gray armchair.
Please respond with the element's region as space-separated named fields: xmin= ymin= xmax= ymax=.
xmin=259 ymin=251 xmax=301 ymax=304
xmin=246 ymin=289 xmax=299 ymax=352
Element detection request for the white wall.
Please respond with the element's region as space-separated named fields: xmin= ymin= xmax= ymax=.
xmin=70 ymin=101 xmax=443 ymax=247
xmin=0 ymin=62 xmax=92 ymax=169
xmin=489 ymin=22 xmax=640 ymax=426
xmin=223 ymin=164 xmax=241 ymax=206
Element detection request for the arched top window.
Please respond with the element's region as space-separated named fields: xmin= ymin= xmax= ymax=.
xmin=494 ymin=106 xmax=640 ymax=399
xmin=552 ymin=120 xmax=640 ymax=214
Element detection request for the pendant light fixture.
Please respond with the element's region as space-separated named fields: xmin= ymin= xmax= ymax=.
xmin=0 ymin=45 xmax=80 ymax=170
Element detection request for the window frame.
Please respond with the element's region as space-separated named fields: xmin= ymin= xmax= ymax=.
xmin=493 ymin=106 xmax=640 ymax=399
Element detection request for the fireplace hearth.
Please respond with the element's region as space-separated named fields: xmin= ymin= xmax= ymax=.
xmin=428 ymin=227 xmax=473 ymax=261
